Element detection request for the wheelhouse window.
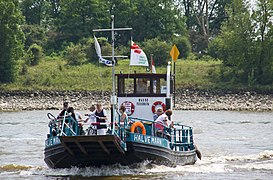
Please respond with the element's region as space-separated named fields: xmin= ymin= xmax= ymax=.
xmin=116 ymin=74 xmax=167 ymax=97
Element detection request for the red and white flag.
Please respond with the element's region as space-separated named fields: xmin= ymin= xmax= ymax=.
xmin=151 ymin=56 xmax=156 ymax=74
xmin=130 ymin=42 xmax=149 ymax=66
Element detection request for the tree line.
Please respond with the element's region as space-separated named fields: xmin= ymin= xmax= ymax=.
xmin=0 ymin=0 xmax=272 ymax=86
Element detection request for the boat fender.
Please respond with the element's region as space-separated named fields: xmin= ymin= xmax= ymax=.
xmin=151 ymin=101 xmax=166 ymax=113
xmin=130 ymin=121 xmax=146 ymax=135
xmin=195 ymin=145 xmax=202 ymax=160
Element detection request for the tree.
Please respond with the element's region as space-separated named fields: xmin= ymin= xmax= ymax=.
xmin=173 ymin=36 xmax=191 ymax=59
xmin=57 ymin=0 xmax=110 ymax=43
xmin=130 ymin=0 xmax=187 ymax=42
xmin=65 ymin=43 xmax=86 ymax=66
xmin=26 ymin=43 xmax=43 ymax=66
xmin=208 ymin=0 xmax=273 ymax=85
xmin=20 ymin=0 xmax=47 ymax=25
xmin=142 ymin=38 xmax=171 ymax=66
xmin=179 ymin=0 xmax=231 ymax=53
xmin=0 ymin=0 xmax=25 ymax=83
xmin=252 ymin=0 xmax=273 ymax=84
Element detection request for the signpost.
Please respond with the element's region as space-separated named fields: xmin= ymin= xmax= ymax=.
xmin=170 ymin=44 xmax=180 ymax=108
xmin=93 ymin=15 xmax=132 ymax=134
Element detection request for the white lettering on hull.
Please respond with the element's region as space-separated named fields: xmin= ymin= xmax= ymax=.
xmin=133 ymin=134 xmax=162 ymax=146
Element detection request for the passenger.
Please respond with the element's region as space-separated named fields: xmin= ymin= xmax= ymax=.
xmin=95 ymin=103 xmax=108 ymax=135
xmin=75 ymin=110 xmax=84 ymax=135
xmin=67 ymin=107 xmax=76 ymax=121
xmin=156 ymin=109 xmax=173 ymax=127
xmin=119 ymin=105 xmax=127 ymax=126
xmin=84 ymin=105 xmax=97 ymax=134
xmin=153 ymin=107 xmax=164 ymax=121
xmin=67 ymin=107 xmax=83 ymax=135
xmin=155 ymin=109 xmax=173 ymax=137
xmin=57 ymin=101 xmax=69 ymax=119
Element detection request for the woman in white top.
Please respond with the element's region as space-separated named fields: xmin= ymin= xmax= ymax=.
xmin=85 ymin=105 xmax=96 ymax=126
xmin=119 ymin=105 xmax=127 ymax=126
xmin=155 ymin=109 xmax=173 ymax=135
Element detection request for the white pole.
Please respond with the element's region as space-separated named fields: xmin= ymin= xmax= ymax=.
xmin=111 ymin=15 xmax=115 ymax=97
xmin=111 ymin=15 xmax=116 ymax=134
xmin=167 ymin=62 xmax=171 ymax=98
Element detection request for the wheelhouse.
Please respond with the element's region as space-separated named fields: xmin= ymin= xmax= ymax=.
xmin=116 ymin=67 xmax=173 ymax=120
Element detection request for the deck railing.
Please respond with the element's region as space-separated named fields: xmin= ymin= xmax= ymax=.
xmin=47 ymin=112 xmax=80 ymax=137
xmin=127 ymin=117 xmax=194 ymax=151
xmin=47 ymin=112 xmax=194 ymax=151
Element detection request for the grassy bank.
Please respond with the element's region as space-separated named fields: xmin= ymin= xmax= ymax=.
xmin=0 ymin=57 xmax=271 ymax=92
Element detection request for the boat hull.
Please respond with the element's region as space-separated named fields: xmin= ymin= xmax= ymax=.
xmin=126 ymin=141 xmax=197 ymax=166
xmin=44 ymin=135 xmax=197 ymax=168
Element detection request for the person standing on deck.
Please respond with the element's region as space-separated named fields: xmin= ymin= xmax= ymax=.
xmin=85 ymin=105 xmax=97 ymax=134
xmin=75 ymin=110 xmax=84 ymax=135
xmin=119 ymin=105 xmax=127 ymax=126
xmin=57 ymin=101 xmax=69 ymax=119
xmin=95 ymin=103 xmax=108 ymax=135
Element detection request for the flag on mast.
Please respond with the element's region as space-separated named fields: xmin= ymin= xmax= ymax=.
xmin=151 ymin=55 xmax=156 ymax=74
xmin=94 ymin=35 xmax=112 ymax=66
xmin=130 ymin=42 xmax=149 ymax=66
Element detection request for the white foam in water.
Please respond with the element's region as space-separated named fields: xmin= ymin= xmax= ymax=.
xmin=39 ymin=161 xmax=152 ymax=177
xmin=2 ymin=150 xmax=273 ymax=178
xmin=224 ymin=150 xmax=273 ymax=162
xmin=233 ymin=161 xmax=273 ymax=171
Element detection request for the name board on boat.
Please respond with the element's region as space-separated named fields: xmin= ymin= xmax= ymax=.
xmin=133 ymin=134 xmax=162 ymax=146
xmin=136 ymin=98 xmax=149 ymax=106
xmin=45 ymin=136 xmax=61 ymax=147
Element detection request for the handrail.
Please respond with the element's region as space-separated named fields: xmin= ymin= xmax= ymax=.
xmin=47 ymin=111 xmax=79 ymax=137
xmin=128 ymin=116 xmax=194 ymax=151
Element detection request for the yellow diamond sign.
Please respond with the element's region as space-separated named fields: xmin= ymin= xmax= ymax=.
xmin=170 ymin=44 xmax=180 ymax=62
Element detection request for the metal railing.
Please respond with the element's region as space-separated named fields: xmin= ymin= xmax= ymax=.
xmin=47 ymin=112 xmax=194 ymax=152
xmin=127 ymin=117 xmax=194 ymax=151
xmin=47 ymin=112 xmax=79 ymax=137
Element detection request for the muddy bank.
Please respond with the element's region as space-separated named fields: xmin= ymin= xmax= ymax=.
xmin=0 ymin=89 xmax=272 ymax=111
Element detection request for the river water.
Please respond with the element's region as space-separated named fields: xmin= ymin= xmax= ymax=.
xmin=0 ymin=110 xmax=272 ymax=180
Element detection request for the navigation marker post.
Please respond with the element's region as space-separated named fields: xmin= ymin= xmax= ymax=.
xmin=170 ymin=44 xmax=180 ymax=108
xmin=93 ymin=15 xmax=132 ymax=134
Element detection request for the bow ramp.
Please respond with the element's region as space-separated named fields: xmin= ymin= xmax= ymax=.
xmin=59 ymin=135 xmax=126 ymax=165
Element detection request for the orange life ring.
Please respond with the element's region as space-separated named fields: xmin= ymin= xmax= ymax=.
xmin=130 ymin=121 xmax=146 ymax=135
xmin=121 ymin=101 xmax=135 ymax=116
xmin=151 ymin=101 xmax=166 ymax=113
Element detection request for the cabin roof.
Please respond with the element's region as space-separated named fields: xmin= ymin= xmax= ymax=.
xmin=115 ymin=73 xmax=166 ymax=78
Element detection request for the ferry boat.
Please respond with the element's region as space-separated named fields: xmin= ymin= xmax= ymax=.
xmin=44 ymin=62 xmax=201 ymax=168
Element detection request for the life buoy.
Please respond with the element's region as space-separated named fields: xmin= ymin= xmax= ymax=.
xmin=130 ymin=121 xmax=146 ymax=135
xmin=151 ymin=101 xmax=166 ymax=113
xmin=121 ymin=101 xmax=135 ymax=116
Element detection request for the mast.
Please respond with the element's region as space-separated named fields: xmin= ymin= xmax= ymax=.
xmin=93 ymin=15 xmax=132 ymax=134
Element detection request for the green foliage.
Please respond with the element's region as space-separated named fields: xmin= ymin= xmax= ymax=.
xmin=208 ymin=0 xmax=273 ymax=85
xmin=22 ymin=24 xmax=47 ymax=50
xmin=20 ymin=0 xmax=48 ymax=25
xmin=82 ymin=38 xmax=96 ymax=62
xmin=131 ymin=0 xmax=187 ymax=42
xmin=57 ymin=0 xmax=110 ymax=43
xmin=142 ymin=38 xmax=171 ymax=66
xmin=64 ymin=43 xmax=86 ymax=66
xmin=0 ymin=0 xmax=25 ymax=83
xmin=26 ymin=43 xmax=43 ymax=66
xmin=172 ymin=36 xmax=191 ymax=59
xmin=182 ymin=0 xmax=232 ymax=53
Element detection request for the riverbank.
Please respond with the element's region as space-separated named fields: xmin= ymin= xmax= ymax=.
xmin=0 ymin=89 xmax=272 ymax=112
